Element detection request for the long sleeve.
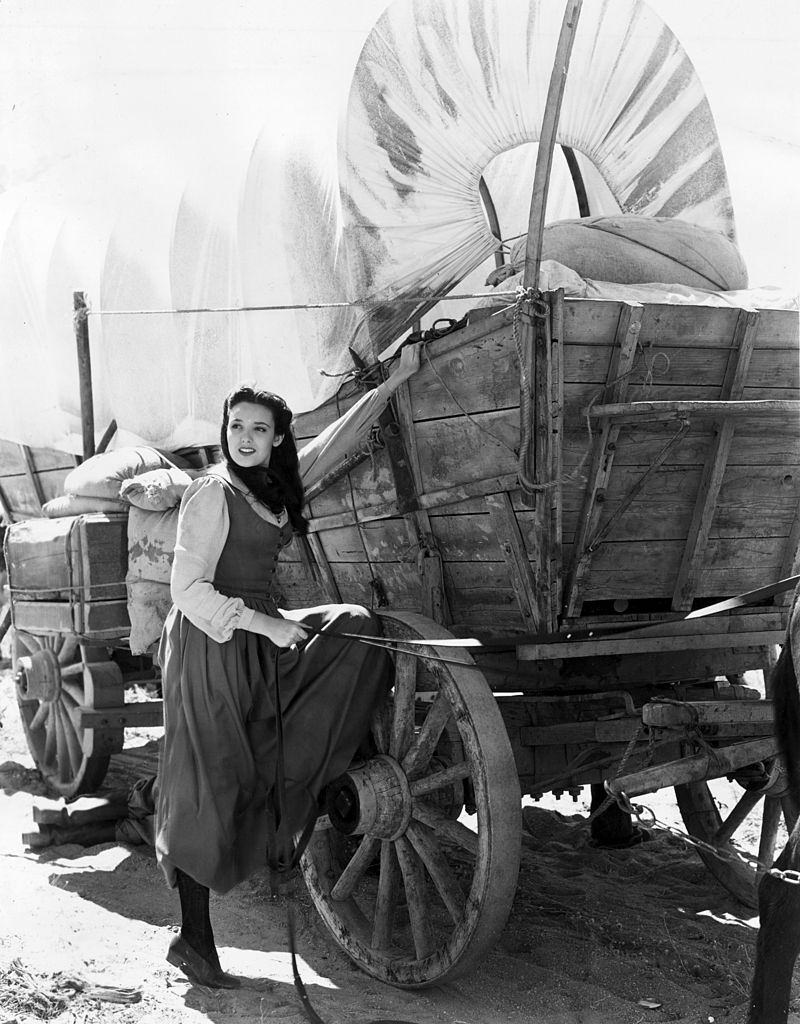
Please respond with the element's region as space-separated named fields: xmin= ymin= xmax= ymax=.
xmin=298 ymin=380 xmax=393 ymax=490
xmin=170 ymin=476 xmax=256 ymax=642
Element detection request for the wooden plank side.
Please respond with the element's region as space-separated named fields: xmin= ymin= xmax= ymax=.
xmin=519 ymin=630 xmax=783 ymax=661
xmin=393 ymin=377 xmax=451 ymax=623
xmin=561 ymin=301 xmax=794 ymax=351
xmin=485 ymin=492 xmax=542 ymax=630
xmin=579 ymin=565 xmax=784 ymax=603
xmin=561 ymin=423 xmax=800 ymax=467
xmin=559 ymin=505 xmax=796 ymax=543
xmin=294 ymin=308 xmax=519 ymax=440
xmin=304 ymin=512 xmax=502 ymax=566
xmin=0 ymin=441 xmax=75 ymax=476
xmin=564 ymin=303 xmax=644 ymax=616
xmin=561 ymin=464 xmax=800 ymax=512
xmin=778 ymin=507 xmax=800 ymax=604
xmin=304 ymin=533 xmax=342 ymax=603
xmin=0 ymin=469 xmax=72 ymax=517
xmin=563 ymin=343 xmax=799 ymax=389
xmin=672 ymin=308 xmax=760 ymax=609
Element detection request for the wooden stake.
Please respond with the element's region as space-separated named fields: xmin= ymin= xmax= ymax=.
xmin=73 ymin=291 xmax=95 ymax=461
xmin=96 ymin=419 xmax=118 ymax=455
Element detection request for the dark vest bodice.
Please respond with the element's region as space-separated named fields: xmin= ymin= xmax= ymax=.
xmin=213 ymin=479 xmax=294 ymax=607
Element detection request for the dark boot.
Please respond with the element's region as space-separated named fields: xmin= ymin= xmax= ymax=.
xmin=167 ymin=869 xmax=240 ymax=988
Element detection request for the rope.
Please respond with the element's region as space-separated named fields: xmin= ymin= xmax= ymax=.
xmin=584 ymin=725 xmax=646 ymax=824
xmin=84 ymin=291 xmax=521 ymax=318
xmin=511 ymin=286 xmax=546 ymax=494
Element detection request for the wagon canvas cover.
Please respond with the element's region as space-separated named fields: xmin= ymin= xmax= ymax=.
xmin=0 ymin=0 xmax=796 ymax=454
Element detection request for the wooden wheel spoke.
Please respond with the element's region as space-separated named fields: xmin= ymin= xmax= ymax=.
xmin=371 ymin=840 xmax=400 ymax=951
xmin=782 ymin=795 xmax=799 ymax=834
xmin=60 ymin=680 xmax=85 ymax=705
xmin=57 ymin=636 xmax=79 ymax=665
xmin=390 ymin=654 xmax=417 ymax=759
xmin=712 ymin=788 xmax=762 ymax=846
xmin=406 ymin=821 xmax=466 ymax=924
xmin=54 ymin=706 xmax=69 ymax=781
xmin=402 ymin=689 xmax=451 ymax=778
xmin=330 ymin=835 xmax=380 ymax=901
xmin=413 ymin=800 xmax=478 ymax=857
xmin=16 ymin=632 xmax=40 ymax=654
xmin=395 ymin=835 xmax=435 ymax=960
xmin=13 ymin=631 xmax=115 ymax=799
xmin=410 ymin=761 xmax=470 ymax=798
xmin=370 ymin=702 xmax=391 ymax=755
xmin=43 ymin=706 xmax=58 ymax=767
xmin=757 ymin=797 xmax=783 ymax=872
xmin=30 ymin=701 xmax=50 ymax=732
xmin=56 ymin=703 xmax=83 ymax=775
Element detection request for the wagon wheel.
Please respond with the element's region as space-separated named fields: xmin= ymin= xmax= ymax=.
xmin=675 ymin=757 xmax=797 ymax=909
xmin=300 ymin=610 xmax=522 ymax=988
xmin=13 ymin=631 xmax=123 ymax=799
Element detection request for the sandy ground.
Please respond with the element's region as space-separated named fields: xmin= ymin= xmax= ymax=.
xmin=1 ymin=664 xmax=798 ymax=1024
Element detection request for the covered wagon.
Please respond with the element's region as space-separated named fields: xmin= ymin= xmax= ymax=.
xmin=1 ymin=0 xmax=799 ymax=989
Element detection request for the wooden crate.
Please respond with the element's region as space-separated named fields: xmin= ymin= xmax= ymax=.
xmin=5 ymin=513 xmax=129 ymax=638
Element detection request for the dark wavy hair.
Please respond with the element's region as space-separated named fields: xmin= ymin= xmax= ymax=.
xmin=220 ymin=385 xmax=308 ymax=536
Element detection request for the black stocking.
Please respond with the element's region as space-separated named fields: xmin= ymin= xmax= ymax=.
xmin=175 ymin=869 xmax=220 ymax=968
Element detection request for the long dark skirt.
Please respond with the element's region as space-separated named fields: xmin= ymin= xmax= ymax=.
xmin=155 ymin=603 xmax=390 ymax=894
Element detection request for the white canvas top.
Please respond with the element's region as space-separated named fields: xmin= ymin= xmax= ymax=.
xmin=0 ymin=0 xmax=795 ymax=453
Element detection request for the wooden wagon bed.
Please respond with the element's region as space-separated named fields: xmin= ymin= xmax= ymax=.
xmin=282 ymin=292 xmax=800 ymax=652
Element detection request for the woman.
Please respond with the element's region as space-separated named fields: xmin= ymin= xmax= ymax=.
xmin=156 ymin=344 xmax=422 ymax=987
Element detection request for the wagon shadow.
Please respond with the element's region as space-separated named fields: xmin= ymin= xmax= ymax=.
xmin=32 ymin=802 xmax=765 ymax=1019
xmin=511 ymin=805 xmax=759 ymax=1011
xmin=37 ymin=850 xmax=442 ymax=1020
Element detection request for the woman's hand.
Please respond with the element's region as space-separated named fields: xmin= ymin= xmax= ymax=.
xmin=384 ymin=341 xmax=423 ymax=393
xmin=253 ymin=613 xmax=310 ymax=648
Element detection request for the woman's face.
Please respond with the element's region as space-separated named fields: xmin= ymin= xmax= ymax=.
xmin=226 ymin=402 xmax=283 ymax=469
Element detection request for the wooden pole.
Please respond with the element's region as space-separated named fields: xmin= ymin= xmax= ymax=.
xmin=73 ymin=291 xmax=95 ymax=460
xmin=517 ymin=0 xmax=583 ymax=518
xmin=522 ymin=0 xmax=584 ymax=292
xmin=95 ymin=419 xmax=118 ymax=455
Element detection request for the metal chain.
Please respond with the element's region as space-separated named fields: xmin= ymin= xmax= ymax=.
xmin=611 ymin=788 xmax=800 ymax=886
xmin=584 ymin=725 xmax=648 ymax=825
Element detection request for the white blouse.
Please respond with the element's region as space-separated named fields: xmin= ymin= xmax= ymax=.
xmin=170 ymin=381 xmax=393 ymax=642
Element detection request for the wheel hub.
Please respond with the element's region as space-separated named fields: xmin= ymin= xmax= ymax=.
xmin=15 ymin=648 xmax=61 ymax=702
xmin=326 ymin=754 xmax=412 ymax=841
